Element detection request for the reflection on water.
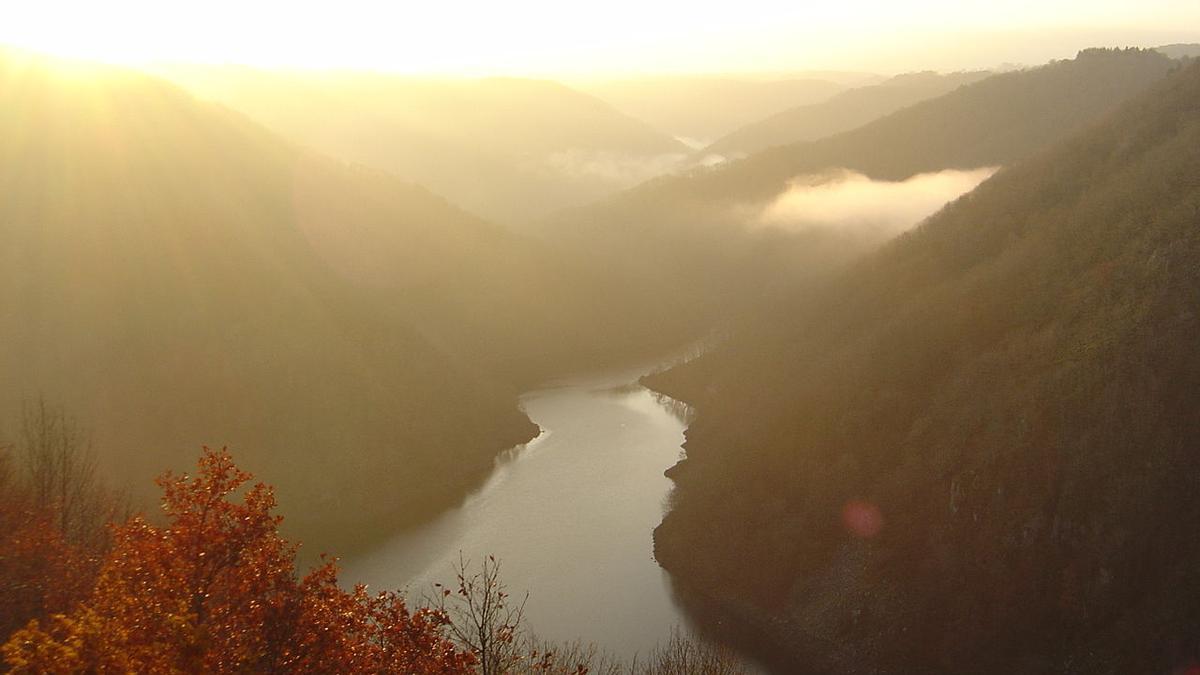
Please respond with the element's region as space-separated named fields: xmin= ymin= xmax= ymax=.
xmin=650 ymin=390 xmax=696 ymax=425
xmin=343 ymin=366 xmax=696 ymax=659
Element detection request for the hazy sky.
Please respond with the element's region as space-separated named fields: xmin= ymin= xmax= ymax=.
xmin=3 ymin=0 xmax=1198 ymax=76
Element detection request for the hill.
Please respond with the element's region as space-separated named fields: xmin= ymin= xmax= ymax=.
xmin=643 ymin=48 xmax=1177 ymax=204
xmin=703 ymin=70 xmax=991 ymax=158
xmin=542 ymin=49 xmax=1180 ymax=349
xmin=0 ymin=52 xmax=563 ymax=553
xmin=647 ymin=59 xmax=1200 ymax=674
xmin=1155 ymin=43 xmax=1200 ymax=60
xmin=577 ymin=75 xmax=847 ymax=144
xmin=160 ymin=67 xmax=691 ymax=224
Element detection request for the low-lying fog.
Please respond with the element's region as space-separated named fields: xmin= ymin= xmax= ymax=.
xmin=759 ymin=167 xmax=998 ymax=235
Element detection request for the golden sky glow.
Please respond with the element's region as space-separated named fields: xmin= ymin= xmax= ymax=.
xmin=2 ymin=0 xmax=1198 ymax=76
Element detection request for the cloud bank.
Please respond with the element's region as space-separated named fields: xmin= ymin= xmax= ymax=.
xmin=759 ymin=167 xmax=998 ymax=236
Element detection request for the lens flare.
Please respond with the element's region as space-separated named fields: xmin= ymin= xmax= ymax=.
xmin=842 ymin=499 xmax=884 ymax=538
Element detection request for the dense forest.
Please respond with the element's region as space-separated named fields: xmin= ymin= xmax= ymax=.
xmin=647 ymin=58 xmax=1200 ymax=674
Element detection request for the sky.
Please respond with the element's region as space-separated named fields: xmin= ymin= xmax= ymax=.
xmin=2 ymin=0 xmax=1198 ymax=76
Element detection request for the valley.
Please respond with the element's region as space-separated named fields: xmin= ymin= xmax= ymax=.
xmin=2 ymin=19 xmax=1199 ymax=673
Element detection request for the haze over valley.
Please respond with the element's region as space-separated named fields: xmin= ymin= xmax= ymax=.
xmin=2 ymin=2 xmax=1200 ymax=673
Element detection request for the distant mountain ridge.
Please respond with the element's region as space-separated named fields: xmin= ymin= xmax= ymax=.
xmin=703 ymin=70 xmax=992 ymax=158
xmin=161 ymin=66 xmax=691 ymax=224
xmin=662 ymin=48 xmax=1178 ymax=203
xmin=578 ymin=75 xmax=848 ymax=143
xmin=1155 ymin=43 xmax=1200 ymax=60
xmin=543 ymin=48 xmax=1179 ymax=353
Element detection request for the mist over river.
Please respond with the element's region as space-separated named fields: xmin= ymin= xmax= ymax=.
xmin=343 ymin=365 xmax=702 ymax=659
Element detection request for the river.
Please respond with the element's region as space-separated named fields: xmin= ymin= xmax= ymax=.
xmin=343 ymin=364 xmax=699 ymax=660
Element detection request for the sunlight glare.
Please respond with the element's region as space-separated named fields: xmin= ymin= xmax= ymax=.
xmin=1 ymin=0 xmax=1197 ymax=75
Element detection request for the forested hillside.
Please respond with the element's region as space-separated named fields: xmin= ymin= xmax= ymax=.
xmin=2 ymin=1 xmax=1196 ymax=671
xmin=162 ymin=67 xmax=691 ymax=224
xmin=0 ymin=54 xmax=568 ymax=552
xmin=685 ymin=48 xmax=1176 ymax=201
xmin=704 ymin=70 xmax=990 ymax=158
xmin=647 ymin=59 xmax=1200 ymax=674
xmin=1156 ymin=43 xmax=1200 ymax=60
xmin=544 ymin=49 xmax=1178 ymax=349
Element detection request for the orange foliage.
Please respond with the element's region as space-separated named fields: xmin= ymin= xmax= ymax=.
xmin=0 ymin=507 xmax=98 ymax=641
xmin=1 ymin=447 xmax=475 ymax=674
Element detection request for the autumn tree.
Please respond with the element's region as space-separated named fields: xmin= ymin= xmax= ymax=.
xmin=428 ymin=556 xmax=747 ymax=675
xmin=430 ymin=554 xmax=622 ymax=675
xmin=630 ymin=629 xmax=747 ymax=675
xmin=2 ymin=447 xmax=475 ymax=674
xmin=0 ymin=400 xmax=132 ymax=644
xmin=15 ymin=399 xmax=127 ymax=549
xmin=432 ymin=553 xmax=532 ymax=675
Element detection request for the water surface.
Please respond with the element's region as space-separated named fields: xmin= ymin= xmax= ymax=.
xmin=344 ymin=366 xmax=695 ymax=658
